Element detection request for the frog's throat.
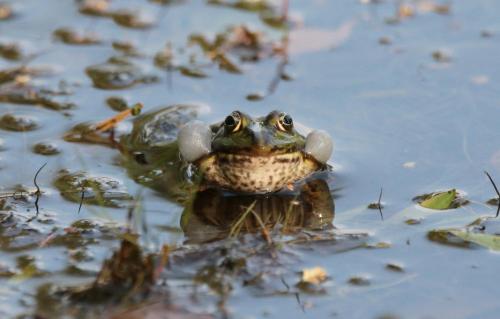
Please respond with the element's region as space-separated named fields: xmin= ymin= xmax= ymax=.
xmin=195 ymin=151 xmax=323 ymax=193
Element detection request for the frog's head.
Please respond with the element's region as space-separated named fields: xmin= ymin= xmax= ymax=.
xmin=178 ymin=110 xmax=333 ymax=193
xmin=211 ymin=110 xmax=307 ymax=155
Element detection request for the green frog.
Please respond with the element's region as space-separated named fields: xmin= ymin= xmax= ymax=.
xmin=62 ymin=104 xmax=342 ymax=244
xmin=65 ymin=104 xmax=333 ymax=201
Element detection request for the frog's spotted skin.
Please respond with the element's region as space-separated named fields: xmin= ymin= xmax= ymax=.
xmin=198 ymin=151 xmax=321 ymax=193
xmin=180 ymin=110 xmax=333 ymax=193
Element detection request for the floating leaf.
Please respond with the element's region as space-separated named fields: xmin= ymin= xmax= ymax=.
xmin=448 ymin=230 xmax=500 ymax=251
xmin=419 ymin=189 xmax=456 ymax=210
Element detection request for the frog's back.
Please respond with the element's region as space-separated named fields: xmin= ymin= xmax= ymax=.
xmin=125 ymin=104 xmax=208 ymax=149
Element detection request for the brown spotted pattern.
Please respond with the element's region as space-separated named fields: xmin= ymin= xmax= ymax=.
xmin=198 ymin=151 xmax=321 ymax=193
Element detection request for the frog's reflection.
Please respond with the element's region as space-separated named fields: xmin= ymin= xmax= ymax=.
xmin=181 ymin=178 xmax=335 ymax=244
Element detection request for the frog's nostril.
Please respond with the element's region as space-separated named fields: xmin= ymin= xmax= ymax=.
xmin=178 ymin=120 xmax=212 ymax=162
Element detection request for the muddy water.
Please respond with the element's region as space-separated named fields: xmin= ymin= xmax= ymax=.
xmin=1 ymin=0 xmax=500 ymax=318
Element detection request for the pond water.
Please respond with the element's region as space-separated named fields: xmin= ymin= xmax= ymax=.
xmin=1 ymin=0 xmax=500 ymax=318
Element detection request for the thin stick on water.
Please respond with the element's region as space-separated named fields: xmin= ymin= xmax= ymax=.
xmin=33 ymin=162 xmax=47 ymax=218
xmin=484 ymin=171 xmax=500 ymax=218
xmin=378 ymin=187 xmax=384 ymax=221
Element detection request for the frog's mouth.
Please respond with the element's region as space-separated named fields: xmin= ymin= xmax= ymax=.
xmin=178 ymin=121 xmax=333 ymax=165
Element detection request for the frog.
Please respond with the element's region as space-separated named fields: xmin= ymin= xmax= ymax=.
xmin=64 ymin=104 xmax=333 ymax=202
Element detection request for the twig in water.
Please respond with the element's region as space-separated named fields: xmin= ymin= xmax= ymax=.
xmin=33 ymin=162 xmax=47 ymax=218
xmin=484 ymin=171 xmax=500 ymax=218
xmin=229 ymin=200 xmax=257 ymax=237
xmin=378 ymin=187 xmax=384 ymax=221
xmin=77 ymin=183 xmax=85 ymax=214
xmin=280 ymin=276 xmax=290 ymax=291
xmin=250 ymin=209 xmax=273 ymax=246
xmin=295 ymin=292 xmax=305 ymax=313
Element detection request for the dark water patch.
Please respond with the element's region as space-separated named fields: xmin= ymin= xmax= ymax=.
xmin=0 ymin=113 xmax=39 ymax=131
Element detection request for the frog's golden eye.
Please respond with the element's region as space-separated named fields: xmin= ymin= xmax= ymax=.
xmin=277 ymin=113 xmax=293 ymax=131
xmin=224 ymin=111 xmax=242 ymax=132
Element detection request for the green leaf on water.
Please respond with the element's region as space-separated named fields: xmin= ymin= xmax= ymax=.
xmin=449 ymin=230 xmax=500 ymax=251
xmin=420 ymin=189 xmax=456 ymax=210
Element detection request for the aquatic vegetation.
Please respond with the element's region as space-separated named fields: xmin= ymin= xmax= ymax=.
xmin=54 ymin=169 xmax=133 ymax=208
xmin=86 ymin=58 xmax=158 ymax=89
xmin=0 ymin=0 xmax=499 ymax=317
xmin=0 ymin=42 xmax=24 ymax=60
xmin=111 ymin=10 xmax=155 ymax=29
xmin=429 ymin=217 xmax=500 ymax=251
xmin=413 ymin=189 xmax=468 ymax=210
xmin=0 ymin=80 xmax=76 ymax=110
xmin=0 ymin=113 xmax=39 ymax=132
xmin=53 ymin=27 xmax=101 ymax=45
xmin=32 ymin=141 xmax=61 ymax=156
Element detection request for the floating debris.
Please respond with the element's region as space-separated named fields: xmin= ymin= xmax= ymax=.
xmin=0 ymin=2 xmax=13 ymax=20
xmin=112 ymin=40 xmax=142 ymax=57
xmin=78 ymin=0 xmax=111 ymax=16
xmin=0 ymin=114 xmax=39 ymax=132
xmin=365 ymin=241 xmax=391 ymax=249
xmin=385 ymin=263 xmax=404 ymax=273
xmin=53 ymin=27 xmax=101 ymax=45
xmin=487 ymin=198 xmax=499 ymax=206
xmin=431 ymin=50 xmax=452 ymax=63
xmin=54 ymin=169 xmax=133 ymax=208
xmin=106 ymin=96 xmax=129 ymax=112
xmin=0 ymin=81 xmax=76 ymax=110
xmin=153 ymin=44 xmax=174 ymax=69
xmin=0 ymin=42 xmax=24 ymax=60
xmin=86 ymin=58 xmax=158 ymax=89
xmin=481 ymin=30 xmax=494 ymax=38
xmin=348 ymin=276 xmax=371 ymax=286
xmin=378 ymin=36 xmax=392 ymax=45
xmin=32 ymin=141 xmax=60 ymax=156
xmin=429 ymin=217 xmax=500 ymax=250
xmin=111 ymin=10 xmax=155 ymax=29
xmin=300 ymin=267 xmax=328 ymax=285
xmin=405 ymin=218 xmax=422 ymax=225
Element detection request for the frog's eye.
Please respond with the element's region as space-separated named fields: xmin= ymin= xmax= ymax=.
xmin=224 ymin=111 xmax=242 ymax=132
xmin=277 ymin=113 xmax=293 ymax=131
